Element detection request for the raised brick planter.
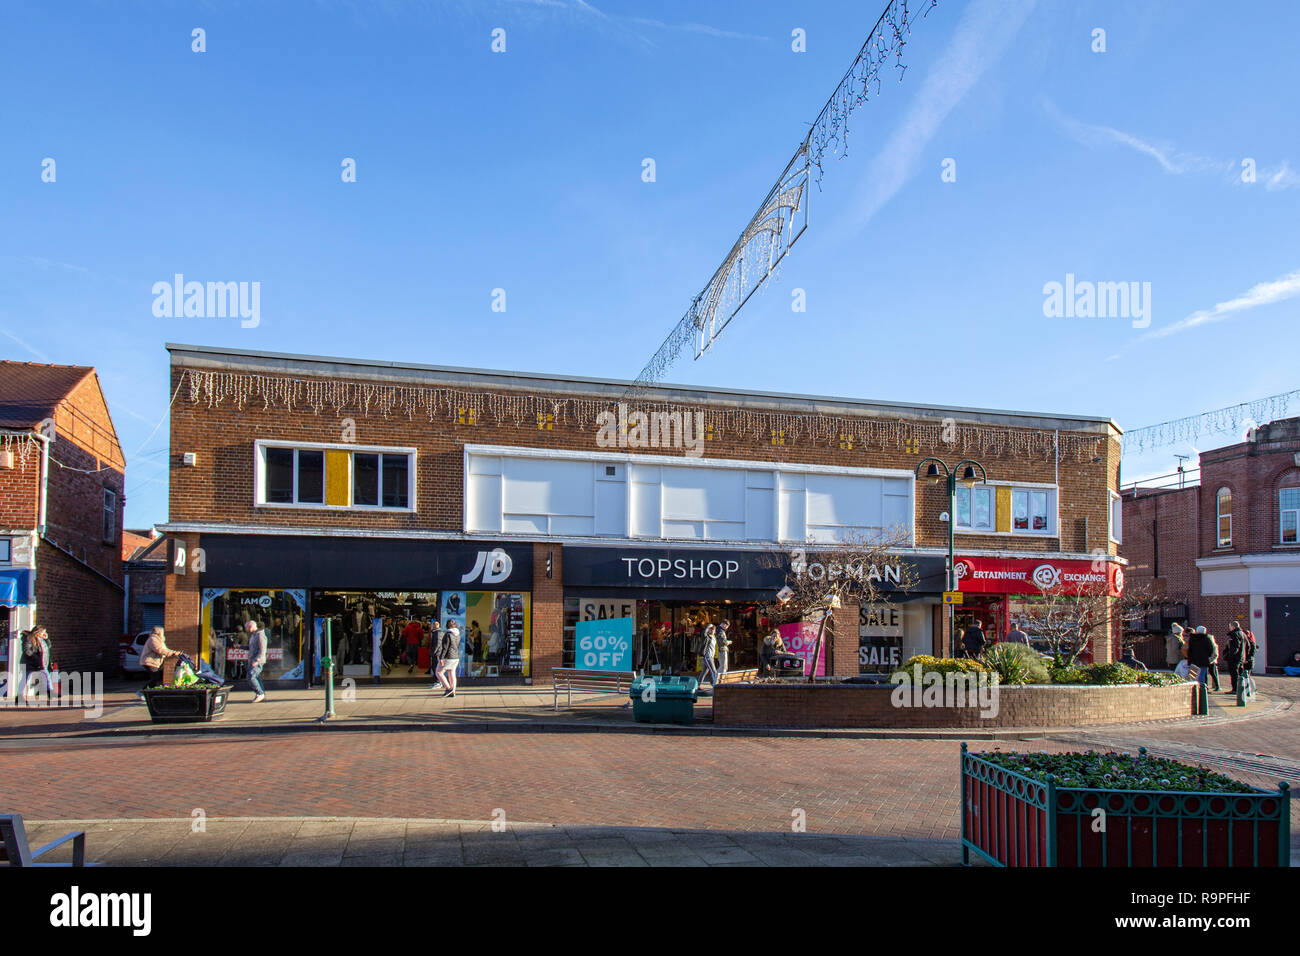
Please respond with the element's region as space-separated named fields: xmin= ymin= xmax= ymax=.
xmin=712 ymin=681 xmax=1197 ymax=729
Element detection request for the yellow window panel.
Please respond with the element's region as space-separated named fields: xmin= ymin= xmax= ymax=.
xmin=995 ymin=485 xmax=1012 ymax=533
xmin=325 ymin=450 xmax=351 ymax=506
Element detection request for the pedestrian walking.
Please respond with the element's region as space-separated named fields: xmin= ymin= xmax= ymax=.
xmin=1165 ymin=623 xmax=1185 ymax=670
xmin=716 ymin=620 xmax=732 ymax=681
xmin=1003 ymin=623 xmax=1029 ymax=645
xmin=434 ymin=620 xmax=460 ymax=697
xmin=403 ymin=616 xmax=422 ymax=673
xmin=137 ymin=626 xmax=181 ymax=699
xmin=697 ymin=624 xmax=720 ymax=687
xmin=961 ymin=620 xmax=986 ymax=658
xmin=20 ymin=626 xmax=53 ymax=701
xmin=244 ymin=619 xmax=269 ymax=702
xmin=1186 ymin=626 xmax=1214 ymax=687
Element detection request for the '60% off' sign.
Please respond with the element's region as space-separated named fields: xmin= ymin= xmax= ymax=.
xmin=574 ymin=617 xmax=634 ymax=671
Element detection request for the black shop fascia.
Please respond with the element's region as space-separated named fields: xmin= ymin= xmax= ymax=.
xmin=560 ymin=544 xmax=946 ymax=673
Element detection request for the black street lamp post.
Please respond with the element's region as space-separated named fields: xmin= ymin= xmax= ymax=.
xmin=915 ymin=457 xmax=987 ymax=657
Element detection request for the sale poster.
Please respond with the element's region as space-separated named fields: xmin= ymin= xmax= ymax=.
xmin=777 ymin=621 xmax=825 ymax=678
xmin=574 ymin=616 xmax=634 ymax=671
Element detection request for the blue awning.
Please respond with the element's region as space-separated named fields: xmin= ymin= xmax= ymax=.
xmin=0 ymin=569 xmax=31 ymax=608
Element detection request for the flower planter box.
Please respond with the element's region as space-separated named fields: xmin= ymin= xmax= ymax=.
xmin=143 ymin=685 xmax=232 ymax=723
xmin=960 ymin=744 xmax=1291 ymax=867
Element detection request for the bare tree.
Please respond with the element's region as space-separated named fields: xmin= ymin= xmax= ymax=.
xmin=1015 ymin=580 xmax=1171 ymax=667
xmin=759 ymin=528 xmax=919 ymax=681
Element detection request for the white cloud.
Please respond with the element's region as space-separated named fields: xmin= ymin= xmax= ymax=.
xmin=1143 ymin=268 xmax=1300 ymax=342
xmin=1043 ymin=99 xmax=1297 ymax=188
xmin=851 ymin=0 xmax=1037 ymax=230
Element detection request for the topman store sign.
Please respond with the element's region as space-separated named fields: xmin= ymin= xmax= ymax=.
xmin=563 ymin=546 xmax=946 ymax=594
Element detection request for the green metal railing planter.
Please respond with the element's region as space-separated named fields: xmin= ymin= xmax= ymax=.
xmin=960 ymin=743 xmax=1290 ymax=867
xmin=142 ymin=683 xmax=232 ymax=723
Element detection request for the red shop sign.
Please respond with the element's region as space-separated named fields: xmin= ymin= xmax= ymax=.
xmin=954 ymin=557 xmax=1122 ymax=596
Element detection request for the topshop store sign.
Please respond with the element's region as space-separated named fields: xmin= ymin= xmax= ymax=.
xmin=563 ymin=547 xmax=945 ymax=593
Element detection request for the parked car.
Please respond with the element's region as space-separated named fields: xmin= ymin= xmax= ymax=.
xmin=119 ymin=631 xmax=150 ymax=677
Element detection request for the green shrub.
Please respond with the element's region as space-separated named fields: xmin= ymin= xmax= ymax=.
xmin=1048 ymin=661 xmax=1182 ymax=686
xmin=980 ymin=642 xmax=1050 ymax=685
xmin=898 ymin=655 xmax=987 ymax=678
xmin=977 ymin=750 xmax=1255 ymax=793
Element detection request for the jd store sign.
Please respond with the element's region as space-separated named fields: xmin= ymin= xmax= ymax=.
xmin=194 ymin=536 xmax=533 ymax=591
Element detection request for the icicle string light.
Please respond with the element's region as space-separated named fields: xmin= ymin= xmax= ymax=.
xmin=182 ymin=368 xmax=1104 ymax=463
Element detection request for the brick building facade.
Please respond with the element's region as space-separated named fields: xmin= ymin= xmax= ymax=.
xmin=1 ymin=362 xmax=125 ymax=694
xmin=1121 ymin=416 xmax=1300 ymax=672
xmin=160 ymin=343 xmax=1124 ymax=687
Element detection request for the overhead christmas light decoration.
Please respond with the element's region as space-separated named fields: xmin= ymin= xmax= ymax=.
xmin=1122 ymin=388 xmax=1300 ymax=456
xmin=630 ymin=0 xmax=940 ymax=390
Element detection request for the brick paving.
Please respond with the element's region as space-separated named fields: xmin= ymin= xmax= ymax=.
xmin=3 ymin=676 xmax=1296 ymax=865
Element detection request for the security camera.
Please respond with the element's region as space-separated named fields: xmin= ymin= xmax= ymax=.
xmin=939 ymin=511 xmax=950 ymax=523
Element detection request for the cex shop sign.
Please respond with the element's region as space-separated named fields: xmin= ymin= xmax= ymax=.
xmin=953 ymin=557 xmax=1122 ymax=596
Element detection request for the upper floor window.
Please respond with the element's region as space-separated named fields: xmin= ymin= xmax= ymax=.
xmin=465 ymin=445 xmax=913 ymax=545
xmin=955 ymin=485 xmax=994 ymax=531
xmin=955 ymin=482 xmax=1057 ymax=536
xmin=1109 ymin=491 xmax=1122 ymax=544
xmin=255 ymin=441 xmax=415 ymax=511
xmin=102 ymin=488 xmax=117 ymax=542
xmin=1281 ymin=487 xmax=1300 ymax=544
xmin=1216 ymin=487 xmax=1232 ymax=547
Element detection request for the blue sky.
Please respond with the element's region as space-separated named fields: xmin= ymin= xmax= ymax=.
xmin=2 ymin=0 xmax=1297 ymax=527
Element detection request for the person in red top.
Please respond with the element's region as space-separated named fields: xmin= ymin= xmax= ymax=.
xmin=403 ymin=617 xmax=423 ymax=673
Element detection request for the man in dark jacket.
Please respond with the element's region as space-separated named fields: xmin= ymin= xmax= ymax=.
xmin=1186 ymin=626 xmax=1214 ymax=686
xmin=961 ymin=621 xmax=986 ymax=658
xmin=1224 ymin=622 xmax=1249 ymax=695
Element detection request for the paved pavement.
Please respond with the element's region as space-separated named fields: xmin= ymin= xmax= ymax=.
xmin=3 ymin=676 xmax=1296 ymax=866
xmin=16 ymin=818 xmax=984 ymax=867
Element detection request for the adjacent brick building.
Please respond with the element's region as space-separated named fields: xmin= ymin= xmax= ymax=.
xmin=159 ymin=343 xmax=1125 ymax=687
xmin=123 ymin=528 xmax=166 ymax=639
xmin=1 ymin=362 xmax=125 ymax=694
xmin=1121 ymin=416 xmax=1300 ymax=672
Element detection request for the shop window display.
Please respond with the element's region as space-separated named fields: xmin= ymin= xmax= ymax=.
xmin=203 ymin=589 xmax=305 ymax=681
xmin=312 ymin=589 xmax=531 ymax=680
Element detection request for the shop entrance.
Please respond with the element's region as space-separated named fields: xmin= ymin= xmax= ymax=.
xmin=564 ymin=598 xmax=769 ymax=676
xmin=313 ymin=589 xmax=532 ymax=683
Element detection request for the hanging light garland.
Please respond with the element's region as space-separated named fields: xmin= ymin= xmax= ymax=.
xmin=630 ymin=0 xmax=941 ymax=392
xmin=0 ymin=431 xmax=41 ymax=473
xmin=1122 ymin=388 xmax=1300 ymax=456
xmin=182 ymin=368 xmax=1102 ymax=463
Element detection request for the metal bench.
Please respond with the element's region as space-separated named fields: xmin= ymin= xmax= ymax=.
xmin=1 ymin=814 xmax=89 ymax=867
xmin=551 ymin=668 xmax=636 ymax=710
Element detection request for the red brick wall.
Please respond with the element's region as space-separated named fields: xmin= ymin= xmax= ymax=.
xmin=164 ymin=532 xmax=202 ymax=660
xmin=33 ymin=541 xmax=121 ymax=673
xmin=167 ymin=364 xmax=1118 ymax=555
xmin=532 ymin=543 xmax=562 ymax=684
xmin=1200 ymin=426 xmax=1300 ymax=557
xmin=0 ymin=440 xmax=40 ymax=528
xmin=1120 ymin=486 xmax=1200 ymax=617
xmin=713 ymin=681 xmax=1195 ymax=728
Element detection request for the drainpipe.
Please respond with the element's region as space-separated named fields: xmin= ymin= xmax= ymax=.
xmin=34 ymin=430 xmax=50 ymax=537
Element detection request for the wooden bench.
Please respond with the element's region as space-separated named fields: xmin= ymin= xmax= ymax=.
xmin=716 ymin=668 xmax=759 ymax=684
xmin=1 ymin=814 xmax=88 ymax=867
xmin=551 ymin=668 xmax=636 ymax=710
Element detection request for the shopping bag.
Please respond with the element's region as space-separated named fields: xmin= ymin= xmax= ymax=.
xmin=1174 ymin=660 xmax=1190 ymax=679
xmin=174 ymin=661 xmax=198 ymax=687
